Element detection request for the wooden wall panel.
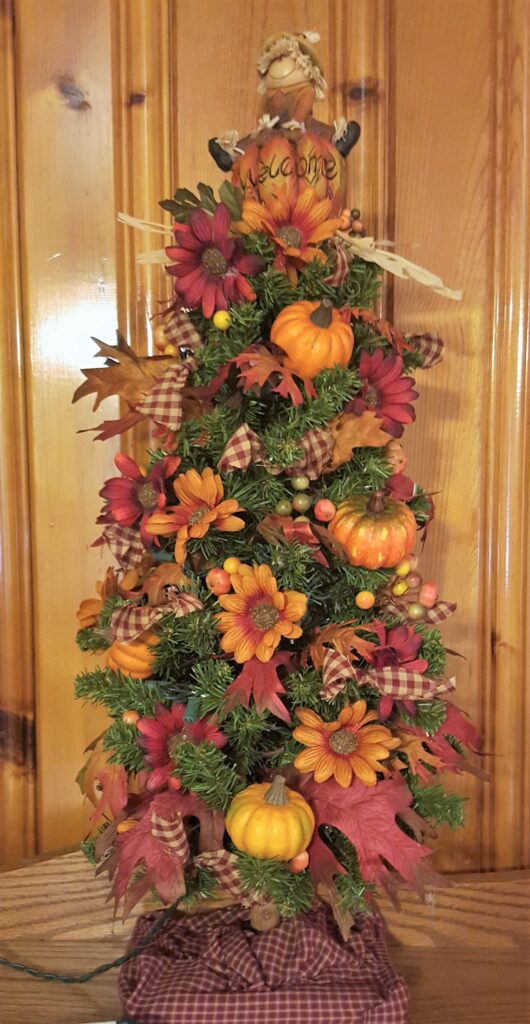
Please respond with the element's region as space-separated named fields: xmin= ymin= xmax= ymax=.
xmin=0 ymin=0 xmax=36 ymax=862
xmin=14 ymin=0 xmax=119 ymax=852
xmin=1 ymin=0 xmax=528 ymax=872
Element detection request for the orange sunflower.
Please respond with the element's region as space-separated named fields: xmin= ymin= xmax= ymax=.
xmin=215 ymin=563 xmax=307 ymax=663
xmin=234 ymin=188 xmax=342 ymax=284
xmin=293 ymin=701 xmax=400 ymax=788
xmin=146 ymin=467 xmax=245 ymax=564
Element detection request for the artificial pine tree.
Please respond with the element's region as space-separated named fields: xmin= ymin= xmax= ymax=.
xmin=73 ymin=30 xmax=481 ymax=1008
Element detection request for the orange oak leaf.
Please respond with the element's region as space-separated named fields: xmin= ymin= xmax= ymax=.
xmin=393 ymin=729 xmax=445 ymax=781
xmin=77 ymin=743 xmax=128 ymax=828
xmin=140 ymin=563 xmax=191 ymax=606
xmin=73 ymin=334 xmax=177 ymax=410
xmin=234 ymin=346 xmax=317 ymax=407
xmin=309 ymin=621 xmax=376 ymax=670
xmin=222 ymin=652 xmax=294 ymax=722
xmin=349 ymin=307 xmax=413 ymax=355
xmin=326 ymin=410 xmax=391 ymax=470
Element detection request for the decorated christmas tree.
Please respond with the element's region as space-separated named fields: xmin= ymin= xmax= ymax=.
xmin=74 ymin=30 xmax=481 ymax=1000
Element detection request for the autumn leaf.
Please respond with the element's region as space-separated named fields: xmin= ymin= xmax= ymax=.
xmin=140 ymin=563 xmax=191 ymax=606
xmin=222 ymin=652 xmax=294 ymax=722
xmin=300 ymin=774 xmax=432 ymax=890
xmin=234 ymin=346 xmax=317 ymax=407
xmin=257 ymin=513 xmax=329 ymax=567
xmin=393 ymin=729 xmax=445 ymax=781
xmin=73 ymin=334 xmax=177 ymax=410
xmin=78 ymin=743 xmax=128 ymax=828
xmin=326 ymin=410 xmax=391 ymax=470
xmin=350 ymin=307 xmax=412 ymax=355
xmin=309 ymin=621 xmax=376 ymax=670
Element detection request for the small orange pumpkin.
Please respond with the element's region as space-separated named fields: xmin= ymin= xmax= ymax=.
xmin=270 ymin=299 xmax=354 ymax=380
xmin=328 ymin=490 xmax=416 ymax=570
xmin=106 ymin=630 xmax=158 ymax=680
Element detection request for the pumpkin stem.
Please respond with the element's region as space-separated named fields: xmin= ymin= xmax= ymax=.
xmin=367 ymin=489 xmax=387 ymax=513
xmin=264 ymin=775 xmax=288 ymax=806
xmin=309 ymin=298 xmax=333 ymax=328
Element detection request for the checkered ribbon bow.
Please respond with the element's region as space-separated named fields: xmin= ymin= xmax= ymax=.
xmin=162 ymin=308 xmax=203 ymax=354
xmin=136 ymin=363 xmax=190 ymax=432
xmin=194 ymin=849 xmax=246 ymax=901
xmin=111 ymin=589 xmax=203 ymax=642
xmin=98 ymin=523 xmax=145 ymax=570
xmin=218 ymin=423 xmax=332 ymax=479
xmin=319 ymin=647 xmax=456 ymax=702
xmin=384 ymin=598 xmax=457 ymax=624
xmin=410 ymin=333 xmax=445 ymax=369
xmin=325 ymin=239 xmax=350 ymax=286
xmin=151 ymin=811 xmax=191 ymax=865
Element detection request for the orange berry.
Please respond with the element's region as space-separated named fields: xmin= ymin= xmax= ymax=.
xmin=355 ymin=590 xmax=375 ymax=610
xmin=314 ymin=499 xmax=336 ymax=522
xmin=122 ymin=709 xmax=140 ymax=726
xmin=205 ymin=568 xmax=231 ymax=595
xmin=288 ymin=850 xmax=310 ymax=873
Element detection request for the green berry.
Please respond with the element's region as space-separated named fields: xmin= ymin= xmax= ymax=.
xmin=275 ymin=499 xmax=293 ymax=516
xmin=292 ymin=493 xmax=312 ymax=513
xmin=291 ymin=475 xmax=310 ymax=491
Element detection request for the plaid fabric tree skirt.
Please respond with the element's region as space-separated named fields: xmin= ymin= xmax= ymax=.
xmin=119 ymin=904 xmax=408 ymax=1023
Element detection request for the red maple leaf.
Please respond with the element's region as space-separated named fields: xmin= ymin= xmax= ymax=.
xmin=233 ymin=346 xmax=317 ymax=407
xmin=300 ymin=774 xmax=431 ymax=889
xmin=222 ymin=652 xmax=294 ymax=722
xmin=408 ymin=701 xmax=485 ymax=778
xmin=257 ymin=513 xmax=329 ymax=567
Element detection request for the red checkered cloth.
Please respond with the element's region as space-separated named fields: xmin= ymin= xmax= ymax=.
xmin=119 ymin=904 xmax=408 ymax=1023
xmin=111 ymin=591 xmax=203 ymax=642
xmin=218 ymin=424 xmax=267 ymax=473
xmin=162 ymin=308 xmax=203 ymax=354
xmin=320 ymin=648 xmax=355 ymax=700
xmin=136 ymin=363 xmax=190 ymax=432
xmin=151 ymin=811 xmax=190 ymax=865
xmin=98 ymin=524 xmax=145 ymax=570
xmin=193 ymin=849 xmax=247 ymax=902
xmin=353 ymin=664 xmax=456 ymax=700
xmin=384 ymin=598 xmax=457 ymax=625
xmin=218 ymin=424 xmax=332 ymax=479
xmin=288 ymin=427 xmax=333 ymax=480
xmin=326 ymin=240 xmax=351 ymax=285
xmin=410 ymin=333 xmax=444 ymax=369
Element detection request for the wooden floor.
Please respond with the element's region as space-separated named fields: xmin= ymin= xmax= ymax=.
xmin=0 ymin=850 xmax=529 ymax=1023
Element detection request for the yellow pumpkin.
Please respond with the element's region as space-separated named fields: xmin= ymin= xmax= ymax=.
xmin=328 ymin=490 xmax=417 ymax=570
xmin=106 ymin=630 xmax=158 ymax=680
xmin=270 ymin=299 xmax=354 ymax=379
xmin=226 ymin=775 xmax=315 ymax=861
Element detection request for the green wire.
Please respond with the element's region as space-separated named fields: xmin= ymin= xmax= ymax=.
xmin=0 ymin=896 xmax=183 ymax=984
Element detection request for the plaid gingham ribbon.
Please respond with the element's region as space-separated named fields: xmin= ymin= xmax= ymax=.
xmin=194 ymin=849 xmax=246 ymax=901
xmin=384 ymin=598 xmax=457 ymax=625
xmin=98 ymin=523 xmax=145 ymax=570
xmin=410 ymin=332 xmax=444 ymax=369
xmin=111 ymin=590 xmax=203 ymax=642
xmin=353 ymin=664 xmax=456 ymax=700
xmin=136 ymin=363 xmax=190 ymax=432
xmin=320 ymin=648 xmax=355 ymax=700
xmin=162 ymin=308 xmax=203 ymax=353
xmin=151 ymin=811 xmax=190 ymax=864
xmin=325 ymin=240 xmax=350 ymax=286
xmin=218 ymin=423 xmax=332 ymax=479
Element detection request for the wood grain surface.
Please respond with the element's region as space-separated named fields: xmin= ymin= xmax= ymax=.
xmin=0 ymin=0 xmax=529 ymax=875
xmin=0 ymin=849 xmax=528 ymax=1024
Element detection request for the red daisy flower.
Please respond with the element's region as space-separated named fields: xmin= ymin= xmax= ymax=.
xmin=97 ymin=453 xmax=180 ymax=547
xmin=347 ymin=350 xmax=418 ymax=438
xmin=166 ymin=204 xmax=264 ymax=318
xmin=137 ymin=703 xmax=227 ymax=791
xmin=366 ymin=622 xmax=428 ymax=721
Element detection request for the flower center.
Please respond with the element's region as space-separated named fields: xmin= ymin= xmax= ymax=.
xmin=168 ymin=734 xmax=183 ymax=760
xmin=363 ymin=384 xmax=379 ymax=408
xmin=201 ymin=247 xmax=228 ymax=275
xmin=137 ymin=482 xmax=158 ymax=510
xmin=250 ymin=602 xmax=280 ymax=631
xmin=277 ymin=225 xmax=302 ymax=248
xmin=188 ymin=506 xmax=209 ymax=525
xmin=329 ymin=728 xmax=358 ymax=754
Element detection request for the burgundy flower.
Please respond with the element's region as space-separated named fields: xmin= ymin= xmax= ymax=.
xmin=166 ymin=204 xmax=263 ymax=318
xmin=137 ymin=703 xmax=227 ymax=790
xmin=98 ymin=453 xmax=180 ymax=547
xmin=347 ymin=350 xmax=418 ymax=438
xmin=366 ymin=622 xmax=428 ymax=721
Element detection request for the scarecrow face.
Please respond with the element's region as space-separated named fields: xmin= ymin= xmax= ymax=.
xmin=264 ymin=55 xmax=309 ymax=90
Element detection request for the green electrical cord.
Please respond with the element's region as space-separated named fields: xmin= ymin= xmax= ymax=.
xmin=0 ymin=896 xmax=183 ymax=984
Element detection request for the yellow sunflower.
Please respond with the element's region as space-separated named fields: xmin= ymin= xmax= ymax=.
xmin=146 ymin=466 xmax=245 ymax=563
xmin=233 ymin=188 xmax=342 ymax=284
xmin=293 ymin=701 xmax=400 ymax=788
xmin=215 ymin=563 xmax=307 ymax=663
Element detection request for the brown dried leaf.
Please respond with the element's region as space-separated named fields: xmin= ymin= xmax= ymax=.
xmin=73 ymin=334 xmax=176 ymax=410
xmin=140 ymin=563 xmax=190 ymax=606
xmin=326 ymin=410 xmax=391 ymax=470
xmin=309 ymin=621 xmax=376 ymax=670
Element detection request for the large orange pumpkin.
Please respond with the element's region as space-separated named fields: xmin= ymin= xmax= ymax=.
xmin=271 ymin=299 xmax=354 ymax=380
xmin=106 ymin=630 xmax=158 ymax=680
xmin=232 ymin=130 xmax=346 ymax=213
xmin=328 ymin=491 xmax=416 ymax=570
